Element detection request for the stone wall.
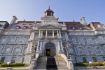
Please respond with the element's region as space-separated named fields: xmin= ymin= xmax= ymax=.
xmin=68 ymin=30 xmax=105 ymax=63
xmin=0 ymin=29 xmax=30 ymax=63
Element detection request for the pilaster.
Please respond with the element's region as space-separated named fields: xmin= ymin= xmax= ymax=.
xmin=46 ymin=30 xmax=47 ymax=38
xmin=53 ymin=30 xmax=54 ymax=38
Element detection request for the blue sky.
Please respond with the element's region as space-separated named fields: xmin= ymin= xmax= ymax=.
xmin=0 ymin=0 xmax=105 ymax=23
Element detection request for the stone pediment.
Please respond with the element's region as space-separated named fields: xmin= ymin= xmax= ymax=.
xmin=38 ymin=24 xmax=60 ymax=29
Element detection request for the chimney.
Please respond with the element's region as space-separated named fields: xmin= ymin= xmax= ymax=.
xmin=10 ymin=16 xmax=17 ymax=24
xmin=80 ymin=17 xmax=87 ymax=25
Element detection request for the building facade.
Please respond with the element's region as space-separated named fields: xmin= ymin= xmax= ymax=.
xmin=0 ymin=8 xmax=105 ymax=68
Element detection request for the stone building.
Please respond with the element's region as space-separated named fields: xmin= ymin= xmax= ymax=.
xmin=0 ymin=7 xmax=105 ymax=69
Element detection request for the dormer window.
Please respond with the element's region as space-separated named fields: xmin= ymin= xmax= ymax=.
xmin=72 ymin=27 xmax=75 ymax=30
xmin=24 ymin=26 xmax=28 ymax=29
xmin=16 ymin=26 xmax=21 ymax=29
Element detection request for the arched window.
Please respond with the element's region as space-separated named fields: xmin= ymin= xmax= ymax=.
xmin=6 ymin=48 xmax=11 ymax=53
xmin=15 ymin=48 xmax=21 ymax=54
xmin=92 ymin=57 xmax=97 ymax=62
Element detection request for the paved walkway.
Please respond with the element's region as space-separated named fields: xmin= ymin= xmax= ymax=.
xmin=46 ymin=57 xmax=57 ymax=70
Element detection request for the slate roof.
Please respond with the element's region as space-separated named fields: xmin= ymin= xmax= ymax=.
xmin=65 ymin=22 xmax=91 ymax=30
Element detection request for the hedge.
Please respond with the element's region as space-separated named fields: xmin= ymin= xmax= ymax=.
xmin=74 ymin=62 xmax=105 ymax=67
xmin=0 ymin=63 xmax=26 ymax=67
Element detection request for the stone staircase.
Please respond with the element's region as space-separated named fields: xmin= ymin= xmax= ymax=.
xmin=34 ymin=55 xmax=69 ymax=70
xmin=55 ymin=55 xmax=69 ymax=70
xmin=35 ymin=56 xmax=47 ymax=70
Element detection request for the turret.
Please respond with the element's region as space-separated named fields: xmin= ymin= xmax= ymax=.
xmin=80 ymin=17 xmax=87 ymax=25
xmin=10 ymin=16 xmax=17 ymax=24
xmin=41 ymin=7 xmax=59 ymax=25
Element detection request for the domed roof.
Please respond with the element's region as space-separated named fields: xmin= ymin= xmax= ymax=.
xmin=45 ymin=7 xmax=54 ymax=16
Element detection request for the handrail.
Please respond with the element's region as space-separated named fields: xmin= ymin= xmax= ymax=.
xmin=59 ymin=53 xmax=74 ymax=70
xmin=30 ymin=53 xmax=39 ymax=70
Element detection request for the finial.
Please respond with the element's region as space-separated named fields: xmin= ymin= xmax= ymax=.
xmin=48 ymin=6 xmax=51 ymax=10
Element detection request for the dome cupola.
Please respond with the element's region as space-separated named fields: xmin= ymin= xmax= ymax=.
xmin=45 ymin=7 xmax=54 ymax=16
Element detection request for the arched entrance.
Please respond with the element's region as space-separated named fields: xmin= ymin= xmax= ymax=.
xmin=45 ymin=42 xmax=56 ymax=56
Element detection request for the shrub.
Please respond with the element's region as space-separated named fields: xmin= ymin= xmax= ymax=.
xmin=74 ymin=62 xmax=89 ymax=67
xmin=1 ymin=63 xmax=26 ymax=67
xmin=74 ymin=62 xmax=105 ymax=67
xmin=0 ymin=60 xmax=4 ymax=64
xmin=90 ymin=62 xmax=104 ymax=66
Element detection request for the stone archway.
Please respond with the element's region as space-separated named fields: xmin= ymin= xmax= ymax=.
xmin=45 ymin=42 xmax=56 ymax=56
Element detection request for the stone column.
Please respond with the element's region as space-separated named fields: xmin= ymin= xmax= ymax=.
xmin=57 ymin=41 xmax=60 ymax=54
xmin=40 ymin=30 xmax=43 ymax=38
xmin=57 ymin=30 xmax=59 ymax=38
xmin=46 ymin=30 xmax=47 ymax=38
xmin=59 ymin=30 xmax=61 ymax=38
xmin=39 ymin=30 xmax=41 ymax=38
xmin=36 ymin=41 xmax=39 ymax=52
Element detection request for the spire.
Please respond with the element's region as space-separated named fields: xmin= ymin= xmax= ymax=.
xmin=45 ymin=6 xmax=54 ymax=16
xmin=10 ymin=16 xmax=17 ymax=24
xmin=48 ymin=6 xmax=51 ymax=10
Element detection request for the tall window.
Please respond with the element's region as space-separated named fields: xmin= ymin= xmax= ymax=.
xmin=103 ymin=57 xmax=105 ymax=61
xmin=0 ymin=57 xmax=5 ymax=63
xmin=54 ymin=30 xmax=57 ymax=37
xmin=6 ymin=48 xmax=11 ymax=54
xmin=43 ymin=31 xmax=46 ymax=37
xmin=82 ymin=57 xmax=87 ymax=62
xmin=11 ymin=57 xmax=16 ymax=63
xmin=48 ymin=30 xmax=52 ymax=36
xmin=14 ymin=48 xmax=21 ymax=55
xmin=92 ymin=57 xmax=97 ymax=62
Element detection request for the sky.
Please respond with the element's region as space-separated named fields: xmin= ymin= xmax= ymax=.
xmin=0 ymin=0 xmax=105 ymax=23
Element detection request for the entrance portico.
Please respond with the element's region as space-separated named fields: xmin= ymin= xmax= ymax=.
xmin=35 ymin=7 xmax=64 ymax=57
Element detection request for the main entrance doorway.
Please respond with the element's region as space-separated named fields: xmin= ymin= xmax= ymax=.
xmin=45 ymin=42 xmax=56 ymax=56
xmin=46 ymin=49 xmax=50 ymax=56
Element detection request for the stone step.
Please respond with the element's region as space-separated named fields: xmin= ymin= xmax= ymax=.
xmin=34 ymin=56 xmax=69 ymax=70
xmin=35 ymin=69 xmax=69 ymax=70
